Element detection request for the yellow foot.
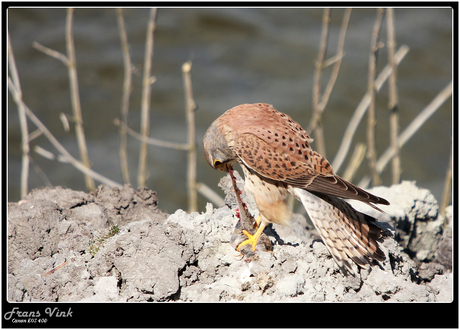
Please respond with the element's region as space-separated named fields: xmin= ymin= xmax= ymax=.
xmin=236 ymin=220 xmax=266 ymax=252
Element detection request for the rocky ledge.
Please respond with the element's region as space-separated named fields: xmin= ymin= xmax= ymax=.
xmin=7 ymin=173 xmax=452 ymax=302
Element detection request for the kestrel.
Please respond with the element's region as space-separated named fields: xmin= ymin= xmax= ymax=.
xmin=203 ymin=103 xmax=390 ymax=272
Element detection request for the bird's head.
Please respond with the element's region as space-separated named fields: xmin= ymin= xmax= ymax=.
xmin=203 ymin=120 xmax=235 ymax=171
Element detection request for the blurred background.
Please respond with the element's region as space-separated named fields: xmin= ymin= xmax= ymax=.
xmin=8 ymin=7 xmax=452 ymax=214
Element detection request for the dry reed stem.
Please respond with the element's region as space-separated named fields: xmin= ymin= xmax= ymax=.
xmin=8 ymin=78 xmax=123 ymax=189
xmin=33 ymin=146 xmax=69 ymax=163
xmin=66 ymin=8 xmax=95 ymax=191
xmin=117 ymin=8 xmax=133 ymax=185
xmin=137 ymin=8 xmax=157 ymax=188
xmin=33 ymin=146 xmax=56 ymax=161
xmin=386 ymin=8 xmax=401 ymax=185
xmin=59 ymin=113 xmax=70 ymax=132
xmin=196 ymin=183 xmax=225 ymax=207
xmin=34 ymin=11 xmax=96 ymax=191
xmin=332 ymin=44 xmax=409 ymax=173
xmin=309 ymin=8 xmax=331 ymax=157
xmin=114 ymin=119 xmax=189 ymax=150
xmin=318 ymin=8 xmax=351 ymax=112
xmin=41 ymin=258 xmax=74 ymax=277
xmin=32 ymin=41 xmax=69 ymax=65
xmin=28 ymin=129 xmax=43 ymax=142
xmin=309 ymin=8 xmax=352 ymax=158
xmin=366 ymin=8 xmax=384 ymax=186
xmin=358 ymin=81 xmax=452 ymax=188
xmin=8 ymin=31 xmax=29 ymax=198
xmin=29 ymin=157 xmax=53 ymax=188
xmin=342 ymin=142 xmax=366 ymax=182
xmin=182 ymin=60 xmax=198 ymax=213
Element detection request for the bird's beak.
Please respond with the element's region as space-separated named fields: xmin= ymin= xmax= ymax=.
xmin=217 ymin=162 xmax=228 ymax=172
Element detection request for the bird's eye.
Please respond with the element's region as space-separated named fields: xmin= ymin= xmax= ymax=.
xmin=214 ymin=160 xmax=222 ymax=167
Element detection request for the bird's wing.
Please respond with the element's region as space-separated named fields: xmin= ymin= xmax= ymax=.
xmin=293 ymin=187 xmax=385 ymax=274
xmin=304 ymin=152 xmax=390 ymax=206
xmin=233 ymin=133 xmax=317 ymax=185
xmin=233 ymin=133 xmax=389 ymax=206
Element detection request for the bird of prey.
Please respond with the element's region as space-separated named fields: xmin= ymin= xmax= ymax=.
xmin=203 ymin=103 xmax=389 ymax=272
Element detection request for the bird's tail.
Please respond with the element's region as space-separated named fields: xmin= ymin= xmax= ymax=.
xmin=293 ymin=188 xmax=385 ymax=274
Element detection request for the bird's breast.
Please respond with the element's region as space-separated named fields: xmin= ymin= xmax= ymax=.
xmin=242 ymin=166 xmax=292 ymax=226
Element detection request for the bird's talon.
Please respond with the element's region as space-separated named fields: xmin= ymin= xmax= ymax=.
xmin=237 ymin=230 xmax=258 ymax=252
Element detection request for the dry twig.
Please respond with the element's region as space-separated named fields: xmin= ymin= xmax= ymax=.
xmin=32 ymin=41 xmax=69 ymax=65
xmin=41 ymin=258 xmax=74 ymax=277
xmin=358 ymin=81 xmax=452 ymax=188
xmin=182 ymin=60 xmax=198 ymax=212
xmin=308 ymin=8 xmax=351 ymax=159
xmin=196 ymin=182 xmax=225 ymax=207
xmin=9 ymin=78 xmax=122 ymax=189
xmin=32 ymin=9 xmax=95 ymax=191
xmin=29 ymin=157 xmax=53 ymax=188
xmin=117 ymin=8 xmax=133 ymax=184
xmin=138 ymin=8 xmax=157 ymax=188
xmin=342 ymin=143 xmax=366 ymax=182
xmin=386 ymin=8 xmax=401 ymax=184
xmin=332 ymin=45 xmax=409 ymax=173
xmin=8 ymin=31 xmax=30 ymax=198
xmin=318 ymin=8 xmax=351 ymax=112
xmin=366 ymin=8 xmax=384 ymax=186
xmin=309 ymin=8 xmax=331 ymax=157
xmin=66 ymin=8 xmax=95 ymax=191
xmin=114 ymin=119 xmax=189 ymax=150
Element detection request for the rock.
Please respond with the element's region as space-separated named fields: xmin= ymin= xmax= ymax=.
xmin=86 ymin=219 xmax=202 ymax=302
xmin=8 ymin=199 xmax=61 ymax=274
xmin=94 ymin=276 xmax=119 ymax=300
xmin=89 ymin=184 xmax=169 ymax=227
xmin=417 ymin=262 xmax=444 ymax=282
xmin=25 ymin=185 xmax=95 ymax=210
xmin=275 ymin=273 xmax=305 ymax=298
xmin=350 ymin=181 xmax=443 ymax=262
xmin=69 ymin=203 xmax=109 ymax=230
xmin=434 ymin=205 xmax=453 ymax=270
xmin=427 ymin=273 xmax=453 ymax=302
xmin=350 ymin=181 xmax=452 ymax=285
xmin=7 ymin=180 xmax=452 ymax=303
xmin=364 ymin=267 xmax=433 ymax=302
